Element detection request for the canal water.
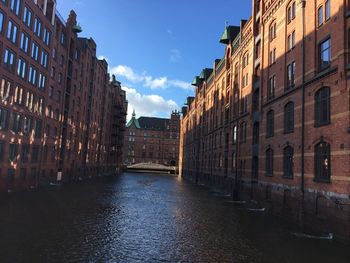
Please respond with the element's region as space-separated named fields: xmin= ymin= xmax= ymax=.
xmin=0 ymin=172 xmax=349 ymax=263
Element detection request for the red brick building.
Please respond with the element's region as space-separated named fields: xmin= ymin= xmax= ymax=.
xmin=0 ymin=0 xmax=127 ymax=192
xmin=180 ymin=0 xmax=350 ymax=238
xmin=124 ymin=110 xmax=180 ymax=166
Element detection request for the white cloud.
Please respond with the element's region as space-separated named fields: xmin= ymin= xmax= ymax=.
xmin=123 ymin=86 xmax=178 ymax=121
xmin=110 ymin=65 xmax=193 ymax=91
xmin=144 ymin=76 xmax=168 ymax=89
xmin=170 ymin=49 xmax=181 ymax=63
xmin=110 ymin=65 xmax=144 ymax=83
xmin=168 ymin=79 xmax=192 ymax=90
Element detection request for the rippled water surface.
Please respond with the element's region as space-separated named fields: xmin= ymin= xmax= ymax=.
xmin=0 ymin=172 xmax=349 ymax=262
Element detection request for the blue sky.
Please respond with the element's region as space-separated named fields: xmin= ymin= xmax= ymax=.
xmin=58 ymin=0 xmax=252 ymax=120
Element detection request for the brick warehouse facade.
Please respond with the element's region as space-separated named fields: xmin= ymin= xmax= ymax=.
xmin=123 ymin=110 xmax=180 ymax=166
xmin=0 ymin=0 xmax=127 ymax=192
xmin=180 ymin=0 xmax=350 ymax=238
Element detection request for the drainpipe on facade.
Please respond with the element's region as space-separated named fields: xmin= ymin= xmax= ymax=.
xmin=300 ymin=0 xmax=306 ymax=228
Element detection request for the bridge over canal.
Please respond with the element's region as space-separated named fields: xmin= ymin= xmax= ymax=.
xmin=126 ymin=163 xmax=178 ymax=174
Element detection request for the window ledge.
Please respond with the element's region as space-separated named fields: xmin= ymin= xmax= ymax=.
xmin=282 ymin=176 xmax=294 ymax=180
xmin=314 ymin=178 xmax=331 ymax=184
xmin=314 ymin=121 xmax=330 ymax=128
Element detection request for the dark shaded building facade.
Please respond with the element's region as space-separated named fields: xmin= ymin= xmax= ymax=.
xmin=124 ymin=110 xmax=180 ymax=166
xmin=180 ymin=0 xmax=350 ymax=238
xmin=0 ymin=0 xmax=127 ymax=192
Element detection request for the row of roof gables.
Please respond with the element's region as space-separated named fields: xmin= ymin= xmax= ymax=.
xmin=182 ymin=18 xmax=251 ymax=118
xmin=191 ymin=19 xmax=249 ymax=88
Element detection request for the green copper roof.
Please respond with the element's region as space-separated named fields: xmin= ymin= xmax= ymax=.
xmin=126 ymin=109 xmax=141 ymax=128
xmin=199 ymin=68 xmax=213 ymax=80
xmin=72 ymin=24 xmax=83 ymax=33
xmin=220 ymin=25 xmax=240 ymax=44
xmin=191 ymin=76 xmax=200 ymax=86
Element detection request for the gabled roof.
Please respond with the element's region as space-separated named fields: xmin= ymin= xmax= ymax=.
xmin=126 ymin=109 xmax=140 ymax=128
xmin=220 ymin=25 xmax=241 ymax=44
xmin=138 ymin=117 xmax=169 ymax=130
xmin=126 ymin=110 xmax=171 ymax=130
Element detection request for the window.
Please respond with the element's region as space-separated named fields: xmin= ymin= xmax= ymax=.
xmin=20 ymin=32 xmax=29 ymax=53
xmin=266 ymin=110 xmax=274 ymax=138
xmin=268 ymin=75 xmax=275 ymax=99
xmin=23 ymin=116 xmax=31 ymax=134
xmin=239 ymin=122 xmax=246 ymax=143
xmin=266 ymin=148 xmax=273 ymax=176
xmin=314 ymin=141 xmax=331 ymax=182
xmin=0 ymin=107 xmax=9 ymax=130
xmin=240 ymin=96 xmax=248 ymax=113
xmin=17 ymin=58 xmax=26 ymax=79
xmin=3 ymin=48 xmax=15 ymax=71
xmin=315 ymin=87 xmax=330 ymax=126
xmin=61 ymin=32 xmax=66 ymax=45
xmin=10 ymin=0 xmax=20 ymax=16
xmin=0 ymin=10 xmax=4 ymax=33
xmin=41 ymin=50 xmax=48 ymax=68
xmin=0 ymin=140 xmax=4 ymax=161
xmin=34 ymin=17 xmax=42 ymax=37
xmin=232 ymin=125 xmax=237 ymax=144
xmin=31 ymin=145 xmax=39 ymax=163
xmin=318 ymin=6 xmax=324 ymax=27
xmin=269 ymin=48 xmax=276 ymax=65
xmin=286 ymin=61 xmax=295 ymax=89
xmin=270 ymin=22 xmax=276 ymax=41
xmin=20 ymin=144 xmax=29 ymax=163
xmin=9 ymin=143 xmax=18 ymax=162
xmin=242 ymin=52 xmax=249 ymax=68
xmin=34 ymin=119 xmax=42 ymax=138
xmin=13 ymin=85 xmax=24 ymax=105
xmin=283 ymin=146 xmax=294 ymax=179
xmin=325 ymin=0 xmax=330 ymax=20
xmin=31 ymin=42 xmax=39 ymax=61
xmin=287 ymin=31 xmax=295 ymax=50
xmin=292 ymin=1 xmax=296 ymax=18
xmin=287 ymin=2 xmax=296 ymax=23
xmin=23 ymin=6 xmax=32 ymax=28
xmin=43 ymin=27 xmax=51 ymax=46
xmin=38 ymin=73 xmax=46 ymax=90
xmin=0 ymin=78 xmax=11 ymax=101
xmin=7 ymin=20 xmax=18 ymax=43
xmin=11 ymin=112 xmax=21 ymax=133
xmin=319 ymin=38 xmax=331 ymax=70
xmin=28 ymin=65 xmax=37 ymax=85
xmin=284 ymin=102 xmax=294 ymax=133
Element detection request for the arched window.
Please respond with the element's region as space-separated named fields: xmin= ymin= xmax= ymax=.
xmin=266 ymin=110 xmax=274 ymax=138
xmin=283 ymin=146 xmax=294 ymax=179
xmin=315 ymin=141 xmax=331 ymax=182
xmin=315 ymin=87 xmax=330 ymax=126
xmin=284 ymin=102 xmax=294 ymax=133
xmin=266 ymin=148 xmax=273 ymax=176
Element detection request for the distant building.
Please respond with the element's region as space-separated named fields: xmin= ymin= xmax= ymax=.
xmin=124 ymin=110 xmax=180 ymax=166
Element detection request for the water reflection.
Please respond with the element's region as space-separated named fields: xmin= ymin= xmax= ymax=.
xmin=0 ymin=173 xmax=348 ymax=262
